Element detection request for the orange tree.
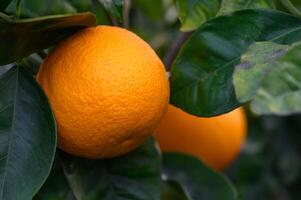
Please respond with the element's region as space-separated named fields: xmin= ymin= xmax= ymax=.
xmin=1 ymin=0 xmax=301 ymax=200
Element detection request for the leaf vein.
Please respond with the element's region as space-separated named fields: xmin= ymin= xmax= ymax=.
xmin=0 ymin=66 xmax=19 ymax=198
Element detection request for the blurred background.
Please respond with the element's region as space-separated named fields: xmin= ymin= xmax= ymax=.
xmin=4 ymin=0 xmax=301 ymax=199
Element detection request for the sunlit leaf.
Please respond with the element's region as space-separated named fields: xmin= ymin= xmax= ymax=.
xmin=235 ymin=42 xmax=301 ymax=115
xmin=233 ymin=42 xmax=290 ymax=103
xmin=170 ymin=9 xmax=301 ymax=117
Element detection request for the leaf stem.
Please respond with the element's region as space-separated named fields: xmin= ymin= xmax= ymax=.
xmin=15 ymin=0 xmax=23 ymax=20
xmin=281 ymin=0 xmax=301 ymax=19
xmin=14 ymin=0 xmax=23 ymax=64
xmin=108 ymin=14 xmax=119 ymax=26
xmin=123 ymin=0 xmax=131 ymax=29
xmin=164 ymin=32 xmax=192 ymax=71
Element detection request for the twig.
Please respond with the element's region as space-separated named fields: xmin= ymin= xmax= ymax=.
xmin=123 ymin=0 xmax=131 ymax=29
xmin=164 ymin=31 xmax=192 ymax=71
xmin=108 ymin=14 xmax=119 ymax=26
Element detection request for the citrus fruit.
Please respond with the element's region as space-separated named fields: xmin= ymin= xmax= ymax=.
xmin=37 ymin=25 xmax=169 ymax=158
xmin=155 ymin=105 xmax=247 ymax=170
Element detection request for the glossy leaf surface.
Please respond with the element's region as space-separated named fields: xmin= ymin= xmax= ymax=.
xmin=171 ymin=9 xmax=301 ymax=116
xmin=176 ymin=0 xmax=219 ymax=31
xmin=0 ymin=12 xmax=96 ymax=65
xmin=162 ymin=153 xmax=237 ymax=200
xmin=61 ymin=138 xmax=161 ymax=200
xmin=0 ymin=65 xmax=56 ymax=200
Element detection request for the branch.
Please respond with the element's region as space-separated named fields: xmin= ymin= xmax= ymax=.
xmin=164 ymin=31 xmax=192 ymax=71
xmin=123 ymin=0 xmax=131 ymax=29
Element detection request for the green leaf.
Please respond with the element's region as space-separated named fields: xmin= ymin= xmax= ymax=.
xmin=34 ymin=159 xmax=71 ymax=200
xmin=176 ymin=0 xmax=220 ymax=32
xmin=132 ymin=0 xmax=164 ymax=21
xmin=233 ymin=42 xmax=290 ymax=103
xmin=22 ymin=54 xmax=43 ymax=76
xmin=7 ymin=0 xmax=77 ymax=17
xmin=0 ymin=0 xmax=12 ymax=11
xmin=161 ymin=180 xmax=189 ymax=200
xmin=98 ymin=0 xmax=123 ymax=22
xmin=0 ymin=12 xmax=96 ymax=65
xmin=170 ymin=9 xmax=301 ymax=117
xmin=61 ymin=138 xmax=161 ymax=200
xmin=0 ymin=65 xmax=56 ymax=200
xmin=6 ymin=0 xmax=110 ymax=25
xmin=218 ymin=0 xmax=274 ymax=15
xmin=279 ymin=0 xmax=301 ymax=18
xmin=162 ymin=153 xmax=238 ymax=200
xmin=243 ymin=43 xmax=301 ymax=115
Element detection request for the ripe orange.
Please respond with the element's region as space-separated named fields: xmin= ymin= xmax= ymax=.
xmin=37 ymin=26 xmax=169 ymax=158
xmin=155 ymin=105 xmax=247 ymax=170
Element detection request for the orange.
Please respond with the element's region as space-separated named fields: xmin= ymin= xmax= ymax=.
xmin=155 ymin=105 xmax=247 ymax=170
xmin=37 ymin=26 xmax=169 ymax=158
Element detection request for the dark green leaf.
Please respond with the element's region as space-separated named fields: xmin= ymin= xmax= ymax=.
xmin=0 ymin=12 xmax=96 ymax=65
xmin=161 ymin=180 xmax=189 ymax=200
xmin=162 ymin=153 xmax=238 ymax=200
xmin=0 ymin=0 xmax=12 ymax=11
xmin=34 ymin=158 xmax=71 ymax=200
xmin=218 ymin=0 xmax=274 ymax=15
xmin=67 ymin=0 xmax=92 ymax=11
xmin=6 ymin=0 xmax=76 ymax=17
xmin=6 ymin=0 xmax=110 ymax=25
xmin=22 ymin=54 xmax=44 ymax=76
xmin=98 ymin=0 xmax=123 ymax=22
xmin=0 ymin=65 xmax=56 ymax=200
xmin=61 ymin=138 xmax=161 ymax=200
xmin=132 ymin=0 xmax=164 ymax=21
xmin=176 ymin=0 xmax=219 ymax=32
xmin=279 ymin=0 xmax=301 ymax=18
xmin=170 ymin=9 xmax=301 ymax=117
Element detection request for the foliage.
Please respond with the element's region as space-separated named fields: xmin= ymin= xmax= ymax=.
xmin=218 ymin=0 xmax=275 ymax=15
xmin=162 ymin=153 xmax=237 ymax=200
xmin=234 ymin=42 xmax=301 ymax=115
xmin=0 ymin=12 xmax=96 ymax=65
xmin=176 ymin=0 xmax=219 ymax=31
xmin=1 ymin=0 xmax=301 ymax=199
xmin=0 ymin=65 xmax=56 ymax=200
xmin=60 ymin=138 xmax=161 ymax=200
xmin=170 ymin=9 xmax=301 ymax=117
